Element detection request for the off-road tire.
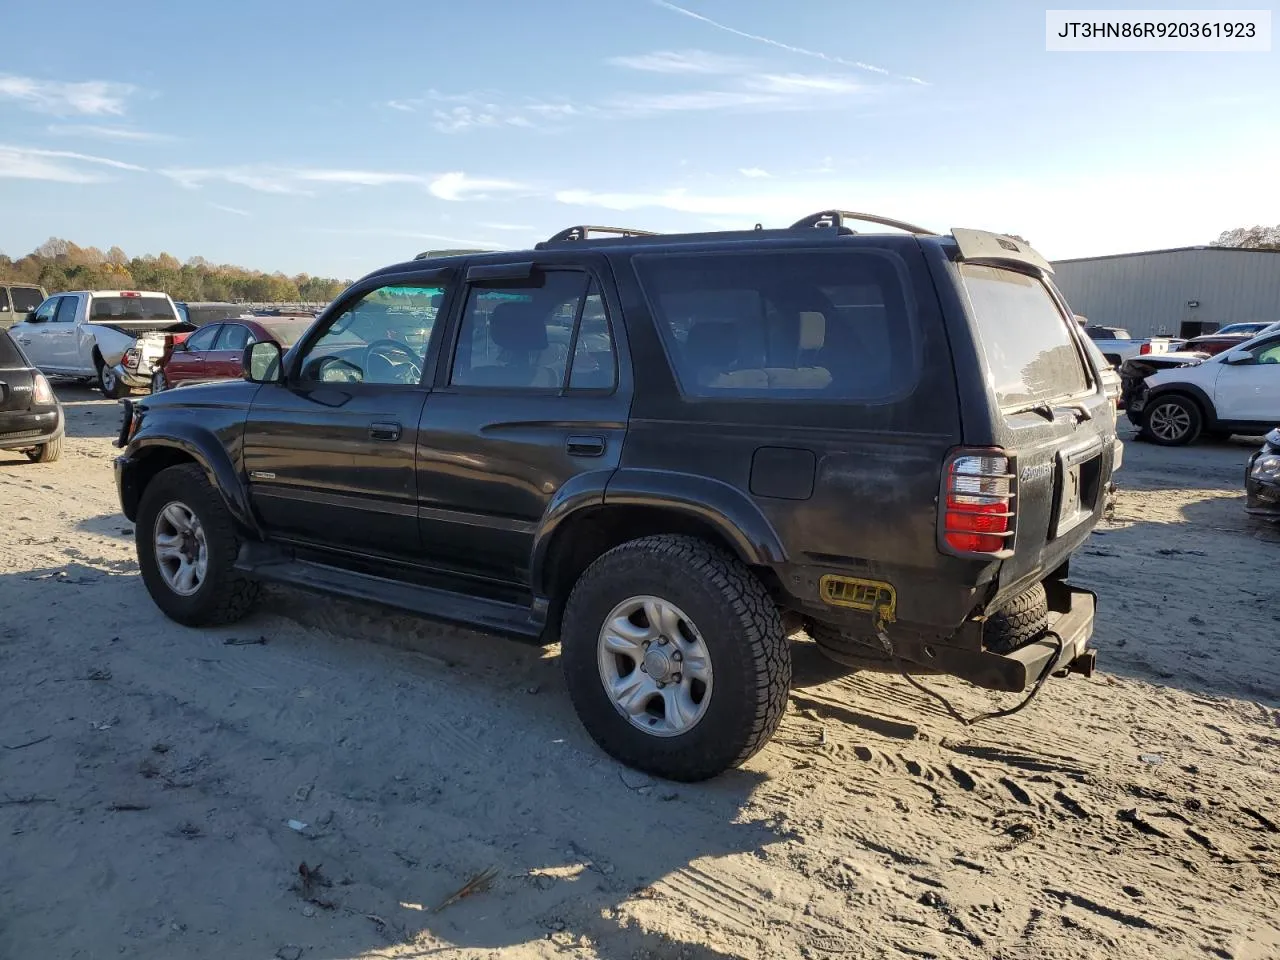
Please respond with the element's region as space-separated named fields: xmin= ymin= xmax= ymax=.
xmin=983 ymin=582 xmax=1049 ymax=654
xmin=136 ymin=464 xmax=260 ymax=626
xmin=560 ymin=535 xmax=791 ymax=782
xmin=97 ymin=359 xmax=128 ymax=400
xmin=26 ymin=435 xmax=62 ymax=463
xmin=1140 ymin=394 xmax=1203 ymax=446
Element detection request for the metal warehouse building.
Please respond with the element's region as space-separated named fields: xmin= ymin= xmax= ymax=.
xmin=1050 ymin=246 xmax=1280 ymax=340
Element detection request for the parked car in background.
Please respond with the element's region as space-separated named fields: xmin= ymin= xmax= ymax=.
xmin=115 ymin=213 xmax=1113 ymax=781
xmin=1081 ymin=324 xmax=1176 ymax=366
xmin=1118 ymin=350 xmax=1210 ymax=412
xmin=1082 ymin=337 xmax=1122 ymax=412
xmin=8 ymin=290 xmax=194 ymax=398
xmin=0 ymin=328 xmax=64 ymax=462
xmin=1128 ymin=330 xmax=1280 ymax=445
xmin=152 ymin=315 xmax=314 ymax=392
xmin=0 ymin=284 xmax=48 ymax=330
xmin=1246 ymin=427 xmax=1280 ymax=519
xmin=1182 ymin=321 xmax=1280 ymax=357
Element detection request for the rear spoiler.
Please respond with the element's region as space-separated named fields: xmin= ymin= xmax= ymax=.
xmin=951 ymin=228 xmax=1054 ymax=275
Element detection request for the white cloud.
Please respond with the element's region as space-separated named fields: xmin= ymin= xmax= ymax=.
xmin=160 ymin=164 xmax=526 ymax=202
xmin=739 ymin=167 xmax=771 ymax=179
xmin=0 ymin=75 xmax=136 ymax=116
xmin=0 ymin=145 xmax=145 ymax=182
xmin=208 ymin=203 xmax=251 ymax=217
xmin=607 ymin=49 xmax=751 ymax=74
xmin=746 ymin=73 xmax=863 ymax=95
xmin=480 ymin=222 xmax=535 ymax=231
xmin=650 ymin=0 xmax=927 ymax=85
xmin=47 ymin=123 xmax=174 ymax=142
xmin=429 ymin=171 xmax=526 ymax=201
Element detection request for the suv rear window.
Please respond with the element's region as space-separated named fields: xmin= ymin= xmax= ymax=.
xmin=9 ymin=288 xmax=44 ymax=313
xmin=88 ymin=296 xmax=177 ymax=322
xmin=960 ymin=265 xmax=1090 ymax=409
xmin=635 ymin=250 xmax=918 ymax=400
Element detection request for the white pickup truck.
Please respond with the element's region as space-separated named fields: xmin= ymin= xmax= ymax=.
xmin=1079 ymin=323 xmax=1178 ymax=367
xmin=9 ymin=290 xmax=194 ymax=398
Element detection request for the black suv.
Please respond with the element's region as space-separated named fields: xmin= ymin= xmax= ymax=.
xmin=114 ymin=211 xmax=1115 ymax=781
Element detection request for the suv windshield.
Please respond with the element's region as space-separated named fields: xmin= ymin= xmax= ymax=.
xmin=9 ymin=288 xmax=44 ymax=313
xmin=1216 ymin=322 xmax=1267 ymax=336
xmin=88 ymin=296 xmax=177 ymax=323
xmin=961 ymin=264 xmax=1091 ymax=409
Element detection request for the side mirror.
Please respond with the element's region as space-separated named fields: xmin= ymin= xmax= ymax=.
xmin=244 ymin=340 xmax=284 ymax=383
xmin=1223 ymin=349 xmax=1252 ymax=365
xmin=25 ymin=311 xmax=43 ymax=323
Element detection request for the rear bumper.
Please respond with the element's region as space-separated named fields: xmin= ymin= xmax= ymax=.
xmin=110 ymin=363 xmax=153 ymax=389
xmin=0 ymin=408 xmax=62 ymax=450
xmin=813 ymin=581 xmax=1097 ymax=694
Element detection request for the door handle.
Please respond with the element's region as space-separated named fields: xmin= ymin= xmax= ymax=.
xmin=16 ymin=338 xmax=30 ymax=345
xmin=369 ymin=421 xmax=402 ymax=441
xmin=566 ymin=435 xmax=606 ymax=457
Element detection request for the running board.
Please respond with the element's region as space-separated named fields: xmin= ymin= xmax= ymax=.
xmin=236 ymin=556 xmax=545 ymax=639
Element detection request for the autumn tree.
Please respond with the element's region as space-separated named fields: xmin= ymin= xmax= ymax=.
xmin=1212 ymin=224 xmax=1280 ymax=250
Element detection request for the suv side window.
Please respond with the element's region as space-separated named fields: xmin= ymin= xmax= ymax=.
xmin=295 ymin=283 xmax=442 ymax=386
xmin=635 ymin=250 xmax=918 ymax=400
xmin=0 ymin=289 xmax=10 ymax=313
xmin=53 ymin=296 xmax=78 ymax=323
xmin=451 ymin=271 xmax=610 ymax=391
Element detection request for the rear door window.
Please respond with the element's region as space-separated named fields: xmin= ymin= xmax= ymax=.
xmin=0 ymin=331 xmax=27 ymax=365
xmin=634 ymin=250 xmax=918 ymax=400
xmin=218 ymin=323 xmax=252 ymax=352
xmin=960 ymin=264 xmax=1091 ymax=409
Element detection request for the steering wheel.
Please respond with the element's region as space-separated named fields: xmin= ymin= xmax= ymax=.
xmin=313 ymin=356 xmax=364 ymax=383
xmin=364 ymin=339 xmax=423 ymax=384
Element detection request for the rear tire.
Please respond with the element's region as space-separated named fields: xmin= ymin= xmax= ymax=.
xmin=983 ymin=583 xmax=1049 ymax=654
xmin=1141 ymin=394 xmax=1202 ymax=446
xmin=560 ymin=535 xmax=791 ymax=782
xmin=97 ymin=360 xmax=128 ymax=400
xmin=26 ymin=435 xmax=62 ymax=463
xmin=136 ymin=464 xmax=260 ymax=626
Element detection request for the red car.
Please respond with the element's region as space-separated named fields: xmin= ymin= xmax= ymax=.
xmin=152 ymin=316 xmax=313 ymax=391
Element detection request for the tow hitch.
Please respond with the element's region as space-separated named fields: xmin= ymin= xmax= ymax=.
xmin=1056 ymin=648 xmax=1097 ymax=679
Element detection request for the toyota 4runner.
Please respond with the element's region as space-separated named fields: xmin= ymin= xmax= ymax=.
xmin=114 ymin=211 xmax=1116 ymax=781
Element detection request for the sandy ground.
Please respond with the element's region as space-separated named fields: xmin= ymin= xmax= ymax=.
xmin=1 ymin=386 xmax=1278 ymax=960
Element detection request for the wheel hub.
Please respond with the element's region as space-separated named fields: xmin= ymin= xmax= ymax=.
xmin=643 ymin=645 xmax=676 ymax=683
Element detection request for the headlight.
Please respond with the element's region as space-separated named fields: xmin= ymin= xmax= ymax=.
xmin=32 ymin=373 xmax=54 ymax=405
xmin=1253 ymin=455 xmax=1280 ymax=478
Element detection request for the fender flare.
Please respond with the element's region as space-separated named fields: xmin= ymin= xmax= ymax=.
xmin=528 ymin=467 xmax=788 ymax=597
xmin=120 ymin=429 xmax=261 ymax=537
xmin=1146 ymin=382 xmax=1218 ymax=428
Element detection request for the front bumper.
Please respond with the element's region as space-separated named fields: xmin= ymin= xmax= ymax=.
xmin=0 ymin=408 xmax=63 ymax=450
xmin=1246 ymin=472 xmax=1280 ymax=517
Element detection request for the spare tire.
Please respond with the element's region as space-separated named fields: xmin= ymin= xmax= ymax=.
xmin=983 ymin=583 xmax=1049 ymax=654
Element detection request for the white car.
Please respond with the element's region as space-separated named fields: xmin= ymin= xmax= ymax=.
xmin=1127 ymin=329 xmax=1280 ymax=445
xmin=9 ymin=290 xmax=190 ymax=398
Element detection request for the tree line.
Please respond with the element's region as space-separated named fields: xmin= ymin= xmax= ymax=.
xmin=0 ymin=238 xmax=351 ymax=304
xmin=1212 ymin=224 xmax=1280 ymax=249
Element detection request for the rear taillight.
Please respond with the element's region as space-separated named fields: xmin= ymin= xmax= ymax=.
xmin=1139 ymin=342 xmax=1152 ymax=355
xmin=942 ymin=451 xmax=1015 ymax=556
xmin=32 ymin=373 xmax=54 ymax=405
xmin=124 ymin=347 xmax=140 ymax=370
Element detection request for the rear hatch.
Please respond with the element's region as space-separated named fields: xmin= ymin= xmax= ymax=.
xmin=958 ymin=264 xmax=1114 ymax=606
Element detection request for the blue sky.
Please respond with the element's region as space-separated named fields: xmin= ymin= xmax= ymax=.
xmin=2 ymin=0 xmax=1277 ymax=278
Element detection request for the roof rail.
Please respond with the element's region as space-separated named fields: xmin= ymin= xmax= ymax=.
xmin=790 ymin=210 xmax=938 ymax=237
xmin=538 ymin=225 xmax=661 ymax=246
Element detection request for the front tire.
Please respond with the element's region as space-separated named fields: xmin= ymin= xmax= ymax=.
xmin=136 ymin=464 xmax=260 ymax=626
xmin=560 ymin=535 xmax=791 ymax=782
xmin=26 ymin=435 xmax=62 ymax=463
xmin=1141 ymin=394 xmax=1202 ymax=446
xmin=97 ymin=360 xmax=128 ymax=400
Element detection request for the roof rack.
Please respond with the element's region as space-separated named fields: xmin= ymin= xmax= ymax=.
xmin=790 ymin=210 xmax=938 ymax=237
xmin=538 ymin=225 xmax=661 ymax=247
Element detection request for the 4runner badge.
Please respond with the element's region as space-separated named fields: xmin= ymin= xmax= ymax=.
xmin=249 ymin=471 xmax=276 ymax=481
xmin=1020 ymin=463 xmax=1052 ymax=483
